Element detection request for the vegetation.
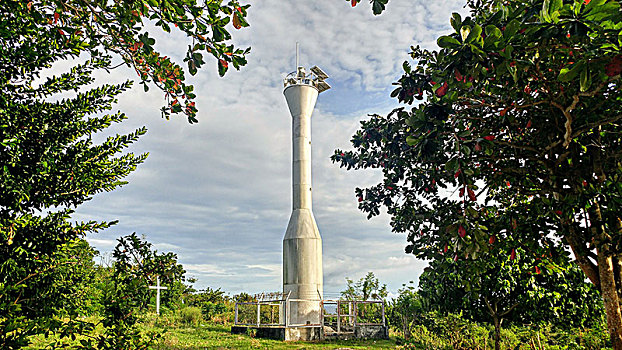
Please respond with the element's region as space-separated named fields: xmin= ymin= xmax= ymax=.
xmin=334 ymin=0 xmax=622 ymax=347
xmin=1 ymin=0 xmax=249 ymax=347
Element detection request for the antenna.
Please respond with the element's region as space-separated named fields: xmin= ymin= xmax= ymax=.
xmin=296 ymin=42 xmax=299 ymax=69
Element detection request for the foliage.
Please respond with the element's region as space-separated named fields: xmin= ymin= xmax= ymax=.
xmin=347 ymin=0 xmax=389 ymax=15
xmin=341 ymin=271 xmax=388 ymax=301
xmin=422 ymin=247 xmax=604 ymax=327
xmin=334 ymin=0 xmax=622 ymax=345
xmin=64 ymin=233 xmax=187 ymax=349
xmin=0 ymin=0 xmax=250 ymax=123
xmin=0 ymin=52 xmax=146 ymax=348
xmin=386 ymin=281 xmax=424 ymax=340
xmin=184 ymin=287 xmax=231 ymax=321
xmin=178 ymin=307 xmax=203 ymax=326
xmin=418 ymin=247 xmax=603 ymax=349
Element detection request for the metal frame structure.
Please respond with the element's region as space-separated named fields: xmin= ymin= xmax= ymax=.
xmin=320 ymin=300 xmax=385 ymax=335
xmin=234 ymin=292 xmax=289 ymax=327
xmin=234 ymin=297 xmax=385 ymax=333
xmin=283 ymin=65 xmax=331 ymax=93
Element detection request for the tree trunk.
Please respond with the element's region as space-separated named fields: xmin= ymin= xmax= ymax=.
xmin=493 ymin=314 xmax=501 ymax=350
xmin=591 ymin=204 xmax=622 ymax=349
xmin=598 ymin=251 xmax=622 ymax=349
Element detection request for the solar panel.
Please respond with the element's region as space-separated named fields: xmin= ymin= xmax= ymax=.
xmin=310 ymin=66 xmax=329 ymax=80
xmin=316 ymin=80 xmax=331 ymax=93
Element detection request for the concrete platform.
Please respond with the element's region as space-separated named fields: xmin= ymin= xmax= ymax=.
xmin=231 ymin=325 xmax=322 ymax=341
xmin=231 ymin=324 xmax=388 ymax=341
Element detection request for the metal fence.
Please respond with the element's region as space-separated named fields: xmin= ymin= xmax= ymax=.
xmin=321 ymin=300 xmax=385 ymax=335
xmin=234 ymin=295 xmax=385 ymax=332
xmin=234 ymin=292 xmax=289 ymax=327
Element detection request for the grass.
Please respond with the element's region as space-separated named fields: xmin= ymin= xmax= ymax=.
xmin=144 ymin=322 xmax=398 ymax=349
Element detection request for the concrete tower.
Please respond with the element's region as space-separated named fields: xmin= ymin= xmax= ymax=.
xmin=282 ymin=46 xmax=330 ymax=325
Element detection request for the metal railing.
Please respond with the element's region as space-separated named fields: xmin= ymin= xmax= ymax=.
xmin=234 ymin=295 xmax=385 ymax=333
xmin=234 ymin=292 xmax=289 ymax=327
xmin=321 ymin=300 xmax=385 ymax=335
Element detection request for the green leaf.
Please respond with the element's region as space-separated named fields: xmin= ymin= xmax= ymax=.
xmin=558 ymin=61 xmax=585 ymax=82
xmin=460 ymin=26 xmax=471 ymax=42
xmin=465 ymin=24 xmax=482 ymax=44
xmin=451 ymin=13 xmax=462 ymax=33
xmin=580 ymin=66 xmax=592 ymax=92
xmin=485 ymin=25 xmax=502 ymax=39
xmin=371 ymin=0 xmax=387 ymax=15
xmin=504 ymin=19 xmax=520 ymax=38
xmin=445 ymin=158 xmax=459 ymax=172
xmin=437 ymin=36 xmax=462 ymax=49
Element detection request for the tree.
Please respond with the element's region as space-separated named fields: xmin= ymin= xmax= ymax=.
xmin=386 ymin=281 xmax=424 ymax=340
xmin=1 ymin=0 xmax=251 ymax=346
xmin=87 ymin=233 xmax=186 ymax=349
xmin=1 ymin=0 xmax=250 ymax=123
xmin=0 ymin=54 xmax=146 ymax=348
xmin=341 ymin=271 xmax=388 ymax=301
xmin=419 ymin=246 xmax=604 ymax=350
xmin=333 ymin=0 xmax=622 ymax=347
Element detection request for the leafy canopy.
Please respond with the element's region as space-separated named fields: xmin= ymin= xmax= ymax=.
xmin=1 ymin=0 xmax=251 ymax=123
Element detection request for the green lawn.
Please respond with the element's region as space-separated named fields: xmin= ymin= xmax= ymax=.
xmin=147 ymin=323 xmax=399 ymax=349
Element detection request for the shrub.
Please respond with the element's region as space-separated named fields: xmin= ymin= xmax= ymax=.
xmin=178 ymin=307 xmax=203 ymax=326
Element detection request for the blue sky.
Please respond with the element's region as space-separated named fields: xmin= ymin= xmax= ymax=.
xmin=71 ymin=0 xmax=468 ymax=297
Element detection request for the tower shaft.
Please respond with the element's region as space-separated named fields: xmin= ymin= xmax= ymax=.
xmin=283 ymin=83 xmax=323 ymax=325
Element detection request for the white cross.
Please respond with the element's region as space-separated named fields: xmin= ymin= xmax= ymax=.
xmin=148 ymin=276 xmax=168 ymax=315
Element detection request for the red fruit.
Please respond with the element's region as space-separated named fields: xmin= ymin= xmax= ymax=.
xmin=535 ymin=266 xmax=541 ymax=274
xmin=443 ymin=244 xmax=448 ymax=253
xmin=566 ymin=33 xmax=571 ymax=38
xmin=582 ymin=180 xmax=588 ymax=187
xmin=351 ymin=0 xmax=357 ymax=6
xmin=358 ymin=196 xmax=363 ymax=202
xmin=436 ymin=82 xmax=449 ymax=97
xmin=489 ymin=235 xmax=496 ymax=244
xmin=526 ymin=120 xmax=532 ymax=128
xmin=555 ymin=210 xmax=562 ymax=215
xmin=483 ymin=135 xmax=495 ymax=141
xmin=458 ymin=225 xmax=466 ymax=238
xmin=431 ymin=179 xmax=436 ymax=186
xmin=584 ymin=0 xmax=591 ymax=3
xmin=54 ymin=12 xmax=59 ymax=24
xmin=454 ymin=254 xmax=458 ymax=262
xmin=468 ymin=188 xmax=476 ymax=201
xmin=506 ymin=181 xmax=511 ymax=188
xmin=387 ymin=186 xmax=394 ymax=190
xmin=510 ymin=248 xmax=516 ymax=260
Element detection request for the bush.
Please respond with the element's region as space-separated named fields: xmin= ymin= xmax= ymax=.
xmin=178 ymin=307 xmax=203 ymax=326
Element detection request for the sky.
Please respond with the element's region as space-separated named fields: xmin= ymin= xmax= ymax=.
xmin=72 ymin=0 xmax=469 ymax=298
